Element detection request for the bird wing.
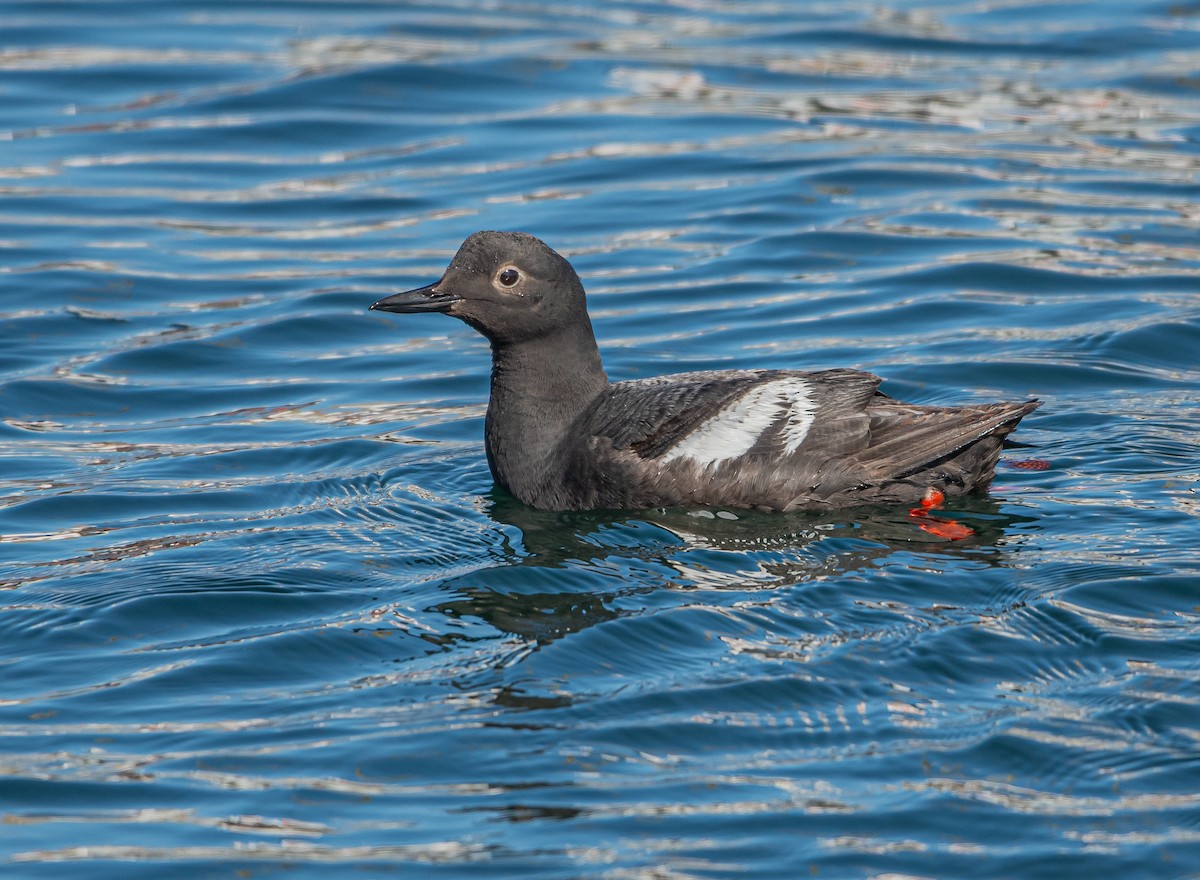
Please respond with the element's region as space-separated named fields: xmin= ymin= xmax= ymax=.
xmin=579 ymin=369 xmax=1037 ymax=509
xmin=585 ymin=368 xmax=884 ymax=465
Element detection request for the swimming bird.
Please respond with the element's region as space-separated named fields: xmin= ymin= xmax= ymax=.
xmin=371 ymin=231 xmax=1039 ymax=512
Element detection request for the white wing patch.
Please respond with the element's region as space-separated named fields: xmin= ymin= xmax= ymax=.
xmin=660 ymin=378 xmax=816 ymax=467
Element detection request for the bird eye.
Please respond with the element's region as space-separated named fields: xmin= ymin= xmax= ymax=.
xmin=497 ymin=267 xmax=521 ymax=288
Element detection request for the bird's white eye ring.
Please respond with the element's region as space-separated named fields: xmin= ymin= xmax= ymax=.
xmin=497 ymin=267 xmax=521 ymax=288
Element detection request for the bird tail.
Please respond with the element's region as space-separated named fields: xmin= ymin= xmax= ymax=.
xmin=870 ymin=399 xmax=1040 ymax=485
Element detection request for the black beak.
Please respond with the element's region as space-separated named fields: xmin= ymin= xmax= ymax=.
xmin=370 ymin=282 xmax=461 ymax=314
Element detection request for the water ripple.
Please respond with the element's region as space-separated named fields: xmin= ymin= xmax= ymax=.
xmin=3 ymin=1 xmax=1200 ymax=878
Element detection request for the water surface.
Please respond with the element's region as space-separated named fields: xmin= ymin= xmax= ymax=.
xmin=2 ymin=1 xmax=1200 ymax=878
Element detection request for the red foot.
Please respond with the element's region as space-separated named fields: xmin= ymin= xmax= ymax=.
xmin=919 ymin=487 xmax=945 ymax=508
xmin=1004 ymin=458 xmax=1051 ymax=470
xmin=908 ymin=486 xmax=973 ymax=540
xmin=917 ymin=520 xmax=975 ymax=540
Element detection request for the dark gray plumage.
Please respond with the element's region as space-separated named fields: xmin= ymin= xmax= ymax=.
xmin=371 ymin=231 xmax=1039 ymax=512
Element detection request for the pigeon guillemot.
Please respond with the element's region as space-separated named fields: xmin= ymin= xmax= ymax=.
xmin=371 ymin=231 xmax=1039 ymax=512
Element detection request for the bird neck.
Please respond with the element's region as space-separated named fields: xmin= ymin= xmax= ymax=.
xmin=484 ymin=325 xmax=609 ymax=495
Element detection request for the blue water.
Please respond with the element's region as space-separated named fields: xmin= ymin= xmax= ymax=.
xmin=3 ymin=1 xmax=1200 ymax=877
